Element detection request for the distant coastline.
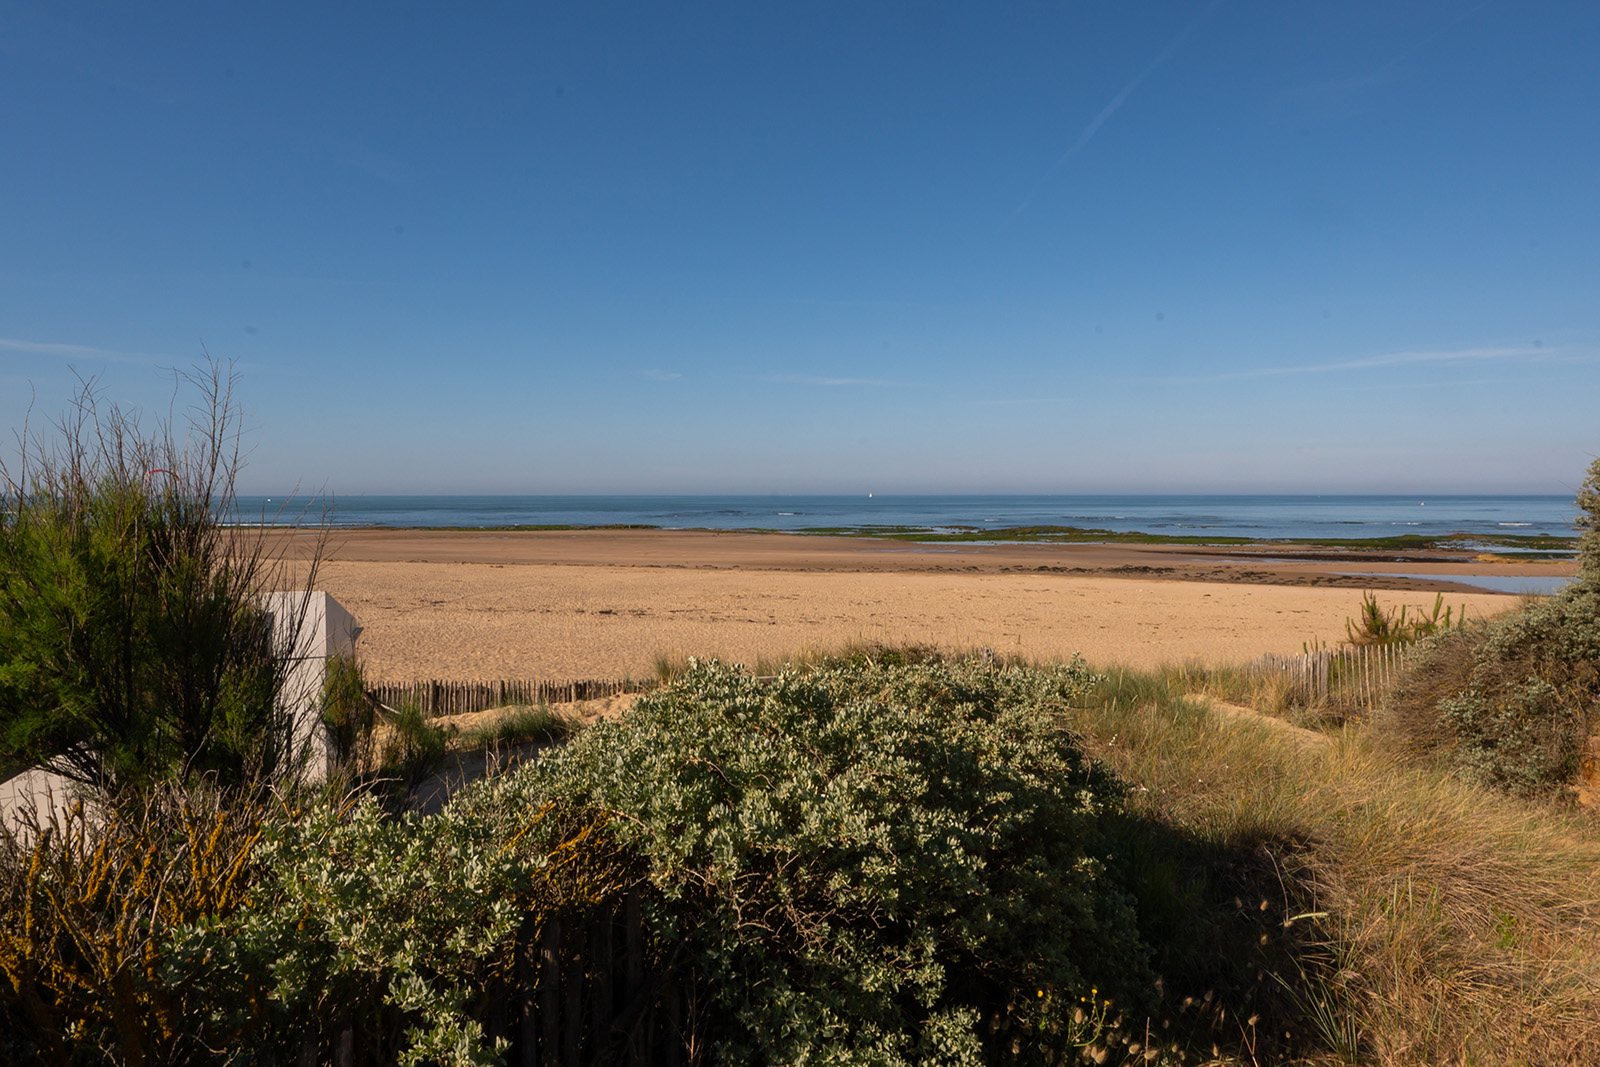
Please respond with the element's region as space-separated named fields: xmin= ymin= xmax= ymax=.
xmin=236 ymin=493 xmax=1581 ymax=551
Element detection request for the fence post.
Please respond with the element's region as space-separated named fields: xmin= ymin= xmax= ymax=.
xmin=592 ymin=912 xmax=614 ymax=1051
xmin=562 ymin=921 xmax=581 ymax=1067
xmin=519 ymin=916 xmax=538 ymax=1067
xmin=626 ymin=893 xmax=644 ymax=1066
xmin=539 ymin=919 xmax=560 ymax=1067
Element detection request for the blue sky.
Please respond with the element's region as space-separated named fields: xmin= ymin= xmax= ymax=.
xmin=3 ymin=1 xmax=1597 ymax=495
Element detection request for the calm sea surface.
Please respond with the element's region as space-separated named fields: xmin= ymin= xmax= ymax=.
xmin=235 ymin=494 xmax=1580 ymax=544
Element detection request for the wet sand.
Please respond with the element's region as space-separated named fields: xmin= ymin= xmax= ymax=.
xmin=285 ymin=529 xmax=1571 ymax=682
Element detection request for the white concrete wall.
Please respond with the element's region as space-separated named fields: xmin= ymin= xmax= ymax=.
xmin=0 ymin=766 xmax=80 ymax=842
xmin=263 ymin=591 xmax=362 ymax=783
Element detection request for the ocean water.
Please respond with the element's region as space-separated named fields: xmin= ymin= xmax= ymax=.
xmin=234 ymin=493 xmax=1581 ymax=544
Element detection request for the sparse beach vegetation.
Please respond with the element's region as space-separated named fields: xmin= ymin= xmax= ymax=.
xmin=1343 ymin=591 xmax=1464 ymax=647
xmin=377 ymin=700 xmax=451 ymax=791
xmin=454 ymin=701 xmax=576 ymax=750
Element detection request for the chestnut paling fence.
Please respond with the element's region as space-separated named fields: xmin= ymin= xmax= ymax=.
xmin=369 ymin=679 xmax=645 ymax=718
xmin=293 ymin=894 xmax=701 ymax=1067
xmin=1251 ymin=644 xmax=1410 ymax=709
xmin=373 ymin=646 xmax=1414 ymax=722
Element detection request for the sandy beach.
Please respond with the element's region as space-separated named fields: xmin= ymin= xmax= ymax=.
xmin=280 ymin=529 xmax=1575 ymax=682
xmin=291 ymin=527 xmax=1574 ymax=684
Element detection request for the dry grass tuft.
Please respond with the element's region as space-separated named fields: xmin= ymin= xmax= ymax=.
xmin=1307 ymin=737 xmax=1600 ymax=1063
xmin=1372 ymin=623 xmax=1486 ymax=760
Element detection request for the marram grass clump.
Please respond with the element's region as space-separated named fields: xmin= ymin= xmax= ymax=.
xmin=1069 ymin=664 xmax=1600 ymax=1067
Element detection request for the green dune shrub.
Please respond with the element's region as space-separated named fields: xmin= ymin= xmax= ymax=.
xmin=0 ymin=366 xmax=322 ymax=794
xmin=1380 ymin=457 xmax=1600 ymax=795
xmin=1579 ymin=455 xmax=1600 ymax=580
xmin=321 ymin=651 xmax=377 ymax=773
xmin=494 ymin=654 xmax=1154 ymax=1066
xmin=163 ymin=792 xmax=632 ymax=1065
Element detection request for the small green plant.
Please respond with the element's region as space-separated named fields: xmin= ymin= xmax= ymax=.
xmin=1346 ymin=591 xmax=1463 ymax=647
xmin=381 ymin=702 xmax=450 ymax=789
xmin=321 ymin=651 xmax=376 ymax=773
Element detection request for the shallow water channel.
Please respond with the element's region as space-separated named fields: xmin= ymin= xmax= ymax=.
xmin=1336 ymin=572 xmax=1574 ymax=596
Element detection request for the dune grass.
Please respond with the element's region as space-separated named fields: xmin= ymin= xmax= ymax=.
xmin=455 ymin=702 xmax=576 ymax=749
xmin=1071 ymin=663 xmax=1600 ymax=1066
xmin=367 ymin=701 xmax=578 ymax=799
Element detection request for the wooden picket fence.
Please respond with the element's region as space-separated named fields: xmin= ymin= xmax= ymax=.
xmin=369 ymin=679 xmax=644 ymax=718
xmin=1251 ymin=644 xmax=1410 ymax=709
xmin=293 ymin=893 xmax=701 ymax=1067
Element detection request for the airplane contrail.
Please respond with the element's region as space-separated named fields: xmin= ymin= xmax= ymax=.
xmin=1013 ymin=1 xmax=1222 ymax=217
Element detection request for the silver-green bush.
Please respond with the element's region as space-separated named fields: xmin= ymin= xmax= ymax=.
xmin=488 ymin=655 xmax=1154 ymax=1066
xmin=1381 ymin=457 xmax=1600 ymax=795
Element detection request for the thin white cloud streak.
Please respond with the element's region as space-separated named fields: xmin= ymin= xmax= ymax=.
xmin=1012 ymin=1 xmax=1219 ymax=217
xmin=764 ymin=374 xmax=893 ymax=387
xmin=0 ymin=337 xmax=160 ymax=364
xmin=1167 ymin=346 xmax=1576 ymax=384
xmin=1054 ymin=11 xmax=1208 ymax=167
